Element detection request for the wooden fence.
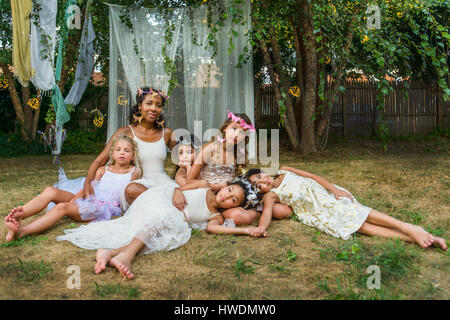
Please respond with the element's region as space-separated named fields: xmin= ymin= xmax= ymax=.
xmin=255 ymin=80 xmax=450 ymax=136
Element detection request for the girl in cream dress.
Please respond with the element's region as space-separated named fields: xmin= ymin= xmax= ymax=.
xmin=245 ymin=166 xmax=447 ymax=251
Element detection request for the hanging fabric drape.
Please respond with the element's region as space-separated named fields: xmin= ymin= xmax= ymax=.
xmin=107 ymin=4 xmax=184 ymax=139
xmin=64 ymin=0 xmax=96 ymax=106
xmin=107 ymin=1 xmax=255 ymax=160
xmin=11 ymin=0 xmax=33 ymax=87
xmin=30 ymin=0 xmax=57 ymax=93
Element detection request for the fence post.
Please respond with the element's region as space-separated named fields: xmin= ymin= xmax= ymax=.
xmin=343 ymin=82 xmax=347 ymax=136
xmin=436 ymin=84 xmax=443 ymax=128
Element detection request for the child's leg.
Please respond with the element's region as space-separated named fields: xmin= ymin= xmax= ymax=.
xmin=365 ymin=209 xmax=438 ymax=248
xmin=6 ymin=202 xmax=82 ymax=241
xmin=106 ymin=237 xmax=146 ymax=279
xmin=358 ymin=221 xmax=415 ymax=242
xmin=7 ymin=187 xmax=75 ymax=221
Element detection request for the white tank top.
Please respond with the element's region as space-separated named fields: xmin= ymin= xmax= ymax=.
xmin=129 ymin=125 xmax=167 ymax=179
xmin=181 ymin=188 xmax=220 ymax=223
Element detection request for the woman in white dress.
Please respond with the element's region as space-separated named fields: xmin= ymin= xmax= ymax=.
xmin=57 ymin=178 xmax=262 ymax=279
xmin=82 ymin=87 xmax=178 ymax=211
xmin=244 ymin=166 xmax=447 ymax=251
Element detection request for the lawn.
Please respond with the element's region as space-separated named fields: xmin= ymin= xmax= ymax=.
xmin=0 ymin=136 xmax=449 ymax=300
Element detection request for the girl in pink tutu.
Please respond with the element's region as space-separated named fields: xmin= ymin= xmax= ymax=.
xmin=4 ymin=135 xmax=142 ymax=242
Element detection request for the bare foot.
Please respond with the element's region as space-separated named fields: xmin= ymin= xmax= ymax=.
xmin=5 ymin=218 xmax=20 ymax=242
xmin=406 ymin=224 xmax=435 ymax=248
xmin=432 ymin=237 xmax=448 ymax=251
xmin=110 ymin=253 xmax=134 ymax=280
xmin=94 ymin=249 xmax=118 ymax=274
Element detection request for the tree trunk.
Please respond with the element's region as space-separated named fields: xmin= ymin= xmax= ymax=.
xmin=315 ymin=18 xmax=356 ymax=148
xmin=298 ymin=1 xmax=318 ymax=153
xmin=258 ymin=38 xmax=301 ymax=151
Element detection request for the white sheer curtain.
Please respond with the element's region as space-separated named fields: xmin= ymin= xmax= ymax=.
xmin=107 ymin=1 xmax=255 ymax=159
xmin=107 ymin=4 xmax=184 ymax=139
xmin=182 ymin=0 xmax=255 ymax=158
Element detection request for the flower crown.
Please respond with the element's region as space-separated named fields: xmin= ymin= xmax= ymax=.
xmin=230 ymin=177 xmax=260 ymax=209
xmin=137 ymin=88 xmax=170 ymax=101
xmin=176 ymin=137 xmax=201 ymax=150
xmin=227 ymin=110 xmax=255 ymax=132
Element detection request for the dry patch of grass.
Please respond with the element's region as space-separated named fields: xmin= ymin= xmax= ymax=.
xmin=0 ymin=137 xmax=449 ymax=300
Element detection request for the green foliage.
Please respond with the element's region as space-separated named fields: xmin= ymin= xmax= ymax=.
xmin=0 ymin=129 xmax=105 ymax=158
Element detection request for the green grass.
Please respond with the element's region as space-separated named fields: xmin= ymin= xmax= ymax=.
xmin=232 ymin=257 xmax=255 ymax=279
xmin=0 ymin=259 xmax=53 ymax=282
xmin=0 ymin=235 xmax=48 ymax=248
xmin=92 ymin=282 xmax=141 ymax=299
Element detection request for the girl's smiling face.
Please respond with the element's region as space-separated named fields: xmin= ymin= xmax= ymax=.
xmin=177 ymin=144 xmax=195 ymax=167
xmin=223 ymin=121 xmax=246 ymax=145
xmin=248 ymin=172 xmax=273 ymax=193
xmin=216 ymin=184 xmax=245 ymax=209
xmin=112 ymin=140 xmax=134 ymax=165
xmin=139 ymin=94 xmax=163 ymax=123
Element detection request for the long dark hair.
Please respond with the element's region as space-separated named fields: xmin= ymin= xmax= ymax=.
xmin=243 ymin=168 xmax=280 ymax=186
xmin=211 ymin=112 xmax=253 ymax=175
xmin=128 ymin=86 xmax=167 ymax=128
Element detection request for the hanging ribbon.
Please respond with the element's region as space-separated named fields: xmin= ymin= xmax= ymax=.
xmin=11 ymin=0 xmax=33 ymax=86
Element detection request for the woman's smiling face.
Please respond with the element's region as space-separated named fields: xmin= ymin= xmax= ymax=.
xmin=223 ymin=121 xmax=246 ymax=145
xmin=139 ymin=94 xmax=163 ymax=123
xmin=248 ymin=172 xmax=273 ymax=193
xmin=216 ymin=184 xmax=245 ymax=209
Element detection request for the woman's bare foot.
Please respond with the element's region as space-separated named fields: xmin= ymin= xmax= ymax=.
xmin=432 ymin=237 xmax=448 ymax=251
xmin=94 ymin=249 xmax=118 ymax=274
xmin=110 ymin=252 xmax=134 ymax=279
xmin=405 ymin=224 xmax=435 ymax=248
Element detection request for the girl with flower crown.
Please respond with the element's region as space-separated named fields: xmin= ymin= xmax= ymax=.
xmin=182 ymin=111 xmax=292 ymax=226
xmin=243 ymin=167 xmax=447 ymax=251
xmin=57 ymin=178 xmax=263 ymax=279
xmin=81 ymin=87 xmax=179 ymax=211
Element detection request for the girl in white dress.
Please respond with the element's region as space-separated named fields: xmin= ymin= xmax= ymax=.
xmin=4 ymin=135 xmax=141 ymax=241
xmin=244 ymin=166 xmax=447 ymax=251
xmin=57 ymin=179 xmax=262 ymax=279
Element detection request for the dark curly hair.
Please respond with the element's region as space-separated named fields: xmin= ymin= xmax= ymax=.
xmin=128 ymin=86 xmax=167 ymax=128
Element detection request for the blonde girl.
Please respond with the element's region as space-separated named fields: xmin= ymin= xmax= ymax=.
xmin=5 ymin=135 xmax=141 ymax=241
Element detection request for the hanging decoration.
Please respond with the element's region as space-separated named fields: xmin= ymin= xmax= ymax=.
xmin=289 ymin=86 xmax=301 ymax=98
xmin=0 ymin=76 xmax=8 ymax=89
xmin=116 ymin=95 xmax=128 ymax=106
xmin=11 ymin=0 xmax=33 ymax=86
xmin=91 ymin=108 xmax=106 ymax=128
xmin=27 ymin=97 xmax=40 ymax=109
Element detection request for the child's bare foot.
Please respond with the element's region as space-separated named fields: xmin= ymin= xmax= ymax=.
xmin=110 ymin=253 xmax=134 ymax=279
xmin=5 ymin=218 xmax=20 ymax=242
xmin=94 ymin=249 xmax=118 ymax=274
xmin=405 ymin=224 xmax=435 ymax=248
xmin=432 ymin=237 xmax=448 ymax=251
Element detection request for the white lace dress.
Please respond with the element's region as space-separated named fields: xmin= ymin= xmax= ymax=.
xmin=272 ymin=170 xmax=372 ymax=240
xmin=56 ymin=187 xmax=219 ymax=254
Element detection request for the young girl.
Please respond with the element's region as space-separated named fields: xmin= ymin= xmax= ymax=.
xmin=185 ymin=110 xmax=292 ymax=225
xmin=4 ymin=135 xmax=142 ymax=241
xmin=57 ymin=179 xmax=262 ymax=279
xmin=245 ymin=166 xmax=447 ymax=251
